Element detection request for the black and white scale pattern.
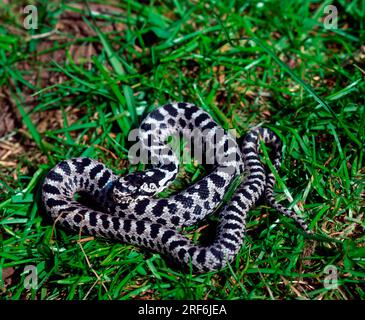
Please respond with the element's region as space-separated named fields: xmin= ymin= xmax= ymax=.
xmin=42 ymin=102 xmax=311 ymax=272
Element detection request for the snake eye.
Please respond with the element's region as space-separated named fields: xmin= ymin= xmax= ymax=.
xmin=149 ymin=184 xmax=157 ymax=190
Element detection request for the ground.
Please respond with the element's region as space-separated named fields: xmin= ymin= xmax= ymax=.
xmin=0 ymin=0 xmax=364 ymax=300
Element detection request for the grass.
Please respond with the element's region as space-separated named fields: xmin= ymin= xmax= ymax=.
xmin=0 ymin=0 xmax=364 ymax=300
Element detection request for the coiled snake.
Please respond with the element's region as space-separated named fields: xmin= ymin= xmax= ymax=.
xmin=42 ymin=102 xmax=311 ymax=272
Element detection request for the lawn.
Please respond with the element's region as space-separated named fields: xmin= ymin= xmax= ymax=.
xmin=0 ymin=0 xmax=364 ymax=300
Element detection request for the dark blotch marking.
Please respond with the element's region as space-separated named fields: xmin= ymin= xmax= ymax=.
xmin=161 ymin=230 xmax=175 ymax=243
xmin=136 ymin=220 xmax=146 ymax=235
xmin=111 ymin=217 xmax=120 ymax=231
xmin=193 ymin=205 xmax=202 ymax=216
xmin=168 ymin=240 xmax=187 ymax=251
xmin=184 ymin=105 xmax=198 ymax=120
xmin=196 ymin=249 xmax=206 ymax=264
xmin=248 ymin=183 xmax=259 ymax=194
xmin=224 ymin=212 xmax=243 ymax=223
xmin=150 ymin=109 xmax=164 ymax=121
xmin=58 ymin=161 xmax=71 ymax=175
xmin=178 ymin=102 xmax=187 ymax=109
xmin=245 ymin=132 xmax=258 ymax=144
xmin=79 ymin=209 xmax=88 ymax=215
xmin=167 ymin=202 xmax=177 ymax=215
xmin=235 ymin=197 xmax=248 ymax=211
xmin=89 ymin=184 xmax=95 ymax=193
xmin=123 ymin=220 xmax=132 ymax=233
xmin=67 ymin=178 xmax=73 ymax=187
xmin=156 ymin=218 xmax=166 ymax=225
xmin=73 ymin=158 xmax=92 ymax=174
xmin=224 ymin=221 xmax=241 ymax=229
xmin=204 ymin=202 xmax=210 ymax=210
xmin=162 ymin=163 xmax=177 ymax=172
xmin=202 ymin=121 xmax=216 ymax=131
xmin=183 ymin=211 xmax=190 ymax=221
xmin=140 ymin=122 xmax=152 ymax=132
xmin=164 ymin=104 xmax=178 ymax=117
xmin=89 ymin=212 xmax=98 ymax=227
xmin=210 ymin=173 xmax=226 ymax=188
xmin=194 ymin=113 xmax=209 ymax=127
xmin=80 ymin=177 xmax=84 ymax=189
xmin=222 ymin=233 xmax=239 ymax=242
xmin=221 ymin=240 xmax=236 ymax=251
xmin=47 ymin=171 xmax=63 ymax=182
xmin=188 ymin=180 xmax=208 ymax=199
xmin=152 ymin=199 xmax=168 ymax=217
xmin=170 ymin=216 xmax=180 ymax=226
xmin=245 ymin=155 xmax=259 ymax=162
xmin=212 ymin=191 xmax=221 ymax=203
xmin=117 ymin=211 xmax=126 ymax=218
xmin=98 ymin=170 xmax=111 ymax=188
xmin=89 ymin=164 xmax=104 ymax=179
xmin=241 ymin=190 xmax=252 ymax=201
xmin=100 ymin=214 xmax=110 ymax=230
xmin=177 ymin=248 xmax=187 ymax=260
xmin=46 ymin=198 xmax=67 ymax=207
xmin=188 ymin=247 xmax=196 ymax=256
xmin=201 ymin=265 xmax=210 ymax=272
xmin=81 ymin=158 xmax=92 ymax=167
xmin=242 ymin=146 xmax=257 ymax=155
xmin=210 ymin=247 xmax=223 ymax=260
xmin=73 ymin=214 xmax=82 ymax=223
xmin=150 ymin=224 xmax=161 ymax=239
xmin=249 ymin=174 xmax=264 ymax=180
xmin=43 ymin=184 xmax=60 ymax=195
xmin=148 ymin=239 xmax=155 ymax=249
xmin=179 ymin=118 xmax=187 ymax=127
xmin=175 ymin=194 xmax=193 ymax=208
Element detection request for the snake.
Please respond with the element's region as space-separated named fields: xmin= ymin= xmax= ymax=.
xmin=42 ymin=102 xmax=311 ymax=273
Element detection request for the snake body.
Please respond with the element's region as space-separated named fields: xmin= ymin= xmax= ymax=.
xmin=42 ymin=102 xmax=310 ymax=272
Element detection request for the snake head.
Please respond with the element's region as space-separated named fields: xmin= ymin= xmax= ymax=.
xmin=111 ymin=172 xmax=159 ymax=204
